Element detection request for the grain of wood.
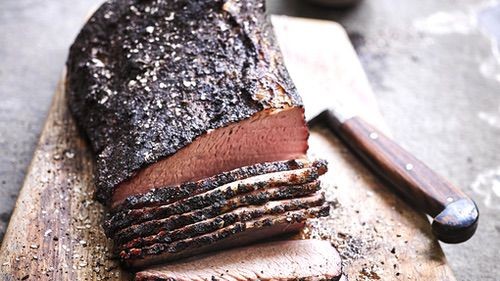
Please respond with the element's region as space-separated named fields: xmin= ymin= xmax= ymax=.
xmin=0 ymin=16 xmax=455 ymax=280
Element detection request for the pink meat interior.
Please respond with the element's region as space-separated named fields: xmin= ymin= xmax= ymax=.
xmin=112 ymin=107 xmax=308 ymax=206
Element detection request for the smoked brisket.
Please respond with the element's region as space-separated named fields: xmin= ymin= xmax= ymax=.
xmin=66 ymin=0 xmax=339 ymax=273
xmin=112 ymin=182 xmax=321 ymax=244
xmin=111 ymin=159 xmax=325 ymax=212
xmin=121 ymin=206 xmax=329 ymax=267
xmin=116 ymin=194 xmax=325 ymax=252
xmin=104 ymin=160 xmax=326 ymax=234
xmin=66 ymin=0 xmax=306 ymax=206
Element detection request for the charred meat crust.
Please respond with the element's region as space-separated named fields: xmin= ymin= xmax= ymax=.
xmin=112 ymin=182 xmax=321 ymax=244
xmin=66 ymin=0 xmax=303 ymax=204
xmin=119 ymin=205 xmax=329 ymax=265
xmin=104 ymin=160 xmax=327 ymax=234
xmin=116 ymin=193 xmax=325 ymax=251
xmin=111 ymin=159 xmax=325 ymax=212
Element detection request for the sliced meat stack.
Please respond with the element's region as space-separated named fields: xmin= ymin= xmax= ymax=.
xmin=105 ymin=159 xmax=329 ymax=268
xmin=66 ymin=0 xmax=341 ymax=277
xmin=135 ymin=240 xmax=343 ymax=281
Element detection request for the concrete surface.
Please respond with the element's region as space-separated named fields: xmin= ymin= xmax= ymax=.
xmin=1 ymin=0 xmax=499 ymax=280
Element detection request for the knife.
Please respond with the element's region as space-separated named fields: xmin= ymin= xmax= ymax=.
xmin=308 ymin=104 xmax=479 ymax=243
xmin=271 ymin=16 xmax=479 ymax=243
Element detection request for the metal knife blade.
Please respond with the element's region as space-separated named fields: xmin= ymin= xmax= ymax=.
xmin=273 ymin=16 xmax=479 ymax=243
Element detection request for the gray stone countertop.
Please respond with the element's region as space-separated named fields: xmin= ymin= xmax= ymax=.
xmin=1 ymin=0 xmax=499 ymax=280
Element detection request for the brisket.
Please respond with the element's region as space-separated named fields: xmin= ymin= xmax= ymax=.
xmin=112 ymin=182 xmax=321 ymax=244
xmin=135 ymin=240 xmax=342 ymax=281
xmin=67 ymin=0 xmax=339 ymax=273
xmin=121 ymin=205 xmax=329 ymax=267
xmin=102 ymin=158 xmax=329 ymax=266
xmin=66 ymin=0 xmax=306 ymax=206
xmin=111 ymin=159 xmax=325 ymax=212
xmin=116 ymin=193 xmax=325 ymax=252
xmin=105 ymin=160 xmax=326 ymax=234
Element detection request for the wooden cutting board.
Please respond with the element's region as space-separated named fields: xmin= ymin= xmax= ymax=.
xmin=0 ymin=16 xmax=456 ymax=281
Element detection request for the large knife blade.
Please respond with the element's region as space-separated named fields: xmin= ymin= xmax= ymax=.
xmin=272 ymin=16 xmax=478 ymax=243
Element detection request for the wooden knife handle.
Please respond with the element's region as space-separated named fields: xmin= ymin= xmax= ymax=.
xmin=310 ymin=110 xmax=479 ymax=243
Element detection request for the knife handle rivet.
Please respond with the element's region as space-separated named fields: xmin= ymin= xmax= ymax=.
xmin=369 ymin=132 xmax=379 ymax=140
xmin=447 ymin=197 xmax=454 ymax=203
xmin=405 ymin=163 xmax=414 ymax=171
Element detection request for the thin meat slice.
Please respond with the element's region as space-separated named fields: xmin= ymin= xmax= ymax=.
xmin=104 ymin=162 xmax=326 ymax=235
xmin=116 ymin=193 xmax=325 ymax=251
xmin=111 ymin=159 xmax=325 ymax=212
xmin=120 ymin=205 xmax=329 ymax=268
xmin=135 ymin=239 xmax=342 ymax=281
xmin=113 ymin=182 xmax=321 ymax=244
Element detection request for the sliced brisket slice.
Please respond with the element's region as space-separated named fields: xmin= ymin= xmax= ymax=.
xmin=135 ymin=239 xmax=342 ymax=281
xmin=117 ymin=193 xmax=325 ymax=252
xmin=120 ymin=205 xmax=329 ymax=268
xmin=67 ymin=0 xmax=307 ymax=206
xmin=113 ymin=182 xmax=321 ymax=244
xmin=105 ymin=161 xmax=326 ymax=235
xmin=111 ymin=159 xmax=326 ymax=212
